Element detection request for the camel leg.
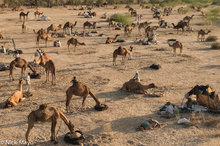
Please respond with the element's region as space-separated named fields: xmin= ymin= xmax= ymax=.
xmin=45 ymin=39 xmax=47 ymax=48
xmin=180 ymin=47 xmax=183 ymax=55
xmin=25 ymin=120 xmax=35 ymax=142
xmin=113 ymin=57 xmax=116 ymax=66
xmin=45 ymin=69 xmax=48 ymax=83
xmin=173 ymin=48 xmax=176 ymax=56
xmin=51 ymin=120 xmax=57 ymax=141
xmin=9 ymin=101 xmax=17 ymax=107
xmin=74 ymin=44 xmax=76 ymax=52
xmin=66 ymin=92 xmax=72 ymax=113
xmin=82 ymin=96 xmax=87 ymax=111
xmin=68 ymin=44 xmax=70 ymax=52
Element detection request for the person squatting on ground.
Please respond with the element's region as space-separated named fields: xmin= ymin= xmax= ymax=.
xmin=25 ymin=73 xmax=31 ymax=93
xmin=133 ymin=71 xmax=140 ymax=82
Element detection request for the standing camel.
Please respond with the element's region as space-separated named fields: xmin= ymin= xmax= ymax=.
xmin=4 ymin=79 xmax=24 ymax=108
xmin=34 ymin=52 xmax=56 ymax=84
xmin=167 ymin=40 xmax=183 ymax=56
xmin=19 ymin=11 xmax=30 ymax=21
xmin=198 ymin=29 xmax=211 ymax=41
xmin=113 ymin=46 xmax=133 ymax=65
xmin=26 ymin=104 xmax=75 ymax=142
xmin=36 ymin=32 xmax=51 ymax=48
xmin=66 ymin=77 xmax=102 ymax=112
xmin=63 ymin=21 xmax=77 ymax=34
xmin=9 ymin=57 xmax=36 ymax=81
xmin=67 ymin=38 xmax=85 ymax=52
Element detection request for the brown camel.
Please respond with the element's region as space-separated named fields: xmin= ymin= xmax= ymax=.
xmin=83 ymin=21 xmax=96 ymax=30
xmin=113 ymin=46 xmax=133 ymax=65
xmin=172 ymin=21 xmax=189 ymax=33
xmin=9 ymin=57 xmax=36 ymax=81
xmin=167 ymin=40 xmax=183 ymax=56
xmin=66 ymin=77 xmax=101 ymax=112
xmin=183 ymin=14 xmax=194 ymax=22
xmin=0 ymin=31 xmax=4 ymax=39
xmin=26 ymin=104 xmax=75 ymax=142
xmin=138 ymin=21 xmax=152 ymax=33
xmin=34 ymin=11 xmax=43 ymax=19
xmin=122 ymin=78 xmax=156 ymax=94
xmin=22 ymin=21 xmax=26 ymax=33
xmin=36 ymin=32 xmax=52 ymax=48
xmin=4 ymin=79 xmax=24 ymax=108
xmin=67 ymin=38 xmax=85 ymax=52
xmin=124 ymin=24 xmax=135 ymax=36
xmin=145 ymin=26 xmax=159 ymax=37
xmin=198 ymin=29 xmax=211 ymax=41
xmin=106 ymin=34 xmax=120 ymax=44
xmin=33 ymin=28 xmax=46 ymax=35
xmin=109 ymin=20 xmax=117 ymax=28
xmin=34 ymin=52 xmax=56 ymax=84
xmin=47 ymin=24 xmax=60 ymax=33
xmin=63 ymin=21 xmax=77 ymax=34
xmin=19 ymin=11 xmax=30 ymax=21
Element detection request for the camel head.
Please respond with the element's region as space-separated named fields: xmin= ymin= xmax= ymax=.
xmin=207 ymin=30 xmax=211 ymax=34
xmin=171 ymin=23 xmax=176 ymax=27
xmin=74 ymin=21 xmax=77 ymax=26
xmin=191 ymin=14 xmax=194 ymax=18
xmin=130 ymin=46 xmax=133 ymax=52
xmin=116 ymin=34 xmax=120 ymax=37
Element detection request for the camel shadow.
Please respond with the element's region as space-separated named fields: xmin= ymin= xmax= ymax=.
xmin=0 ymin=120 xmax=26 ymax=128
xmin=95 ymin=89 xmax=132 ymax=101
xmin=200 ymin=65 xmax=220 ymax=70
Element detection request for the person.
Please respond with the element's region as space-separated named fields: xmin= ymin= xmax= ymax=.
xmin=133 ymin=71 xmax=140 ymax=82
xmin=25 ymin=73 xmax=31 ymax=93
xmin=71 ymin=76 xmax=78 ymax=86
xmin=14 ymin=52 xmax=19 ymax=58
xmin=1 ymin=46 xmax=6 ymax=54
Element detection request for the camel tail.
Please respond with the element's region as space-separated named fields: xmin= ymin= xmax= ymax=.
xmin=28 ymin=64 xmax=36 ymax=73
xmin=89 ymin=90 xmax=101 ymax=105
xmin=59 ymin=110 xmax=75 ymax=133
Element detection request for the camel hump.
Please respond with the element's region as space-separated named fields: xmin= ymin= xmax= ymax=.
xmin=39 ymin=104 xmax=48 ymax=109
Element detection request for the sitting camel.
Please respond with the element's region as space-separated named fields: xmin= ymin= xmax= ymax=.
xmin=66 ymin=77 xmax=102 ymax=112
xmin=113 ymin=46 xmax=133 ymax=65
xmin=198 ymin=29 xmax=211 ymax=41
xmin=34 ymin=51 xmax=55 ymax=84
xmin=4 ymin=79 xmax=24 ymax=108
xmin=106 ymin=34 xmax=120 ymax=44
xmin=9 ymin=57 xmax=36 ymax=81
xmin=26 ymin=104 xmax=75 ymax=142
xmin=109 ymin=20 xmax=117 ymax=28
xmin=124 ymin=24 xmax=135 ymax=36
xmin=122 ymin=78 xmax=156 ymax=94
xmin=83 ymin=21 xmax=96 ymax=30
xmin=19 ymin=11 xmax=30 ymax=21
xmin=167 ymin=40 xmax=183 ymax=56
xmin=67 ymin=38 xmax=85 ymax=52
xmin=63 ymin=21 xmax=77 ymax=34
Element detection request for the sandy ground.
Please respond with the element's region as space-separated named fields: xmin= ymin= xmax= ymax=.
xmin=0 ymin=4 xmax=220 ymax=146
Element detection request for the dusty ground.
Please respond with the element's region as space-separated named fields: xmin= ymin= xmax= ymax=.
xmin=0 ymin=4 xmax=220 ymax=146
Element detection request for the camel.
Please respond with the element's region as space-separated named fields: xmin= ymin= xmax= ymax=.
xmin=124 ymin=24 xmax=135 ymax=36
xmin=34 ymin=11 xmax=43 ymax=19
xmin=19 ymin=11 xmax=30 ymax=21
xmin=47 ymin=24 xmax=60 ymax=33
xmin=122 ymin=78 xmax=156 ymax=94
xmin=12 ymin=6 xmax=23 ymax=11
xmin=106 ymin=34 xmax=120 ymax=44
xmin=183 ymin=15 xmax=194 ymax=22
xmin=34 ymin=52 xmax=56 ymax=84
xmin=58 ymin=24 xmax=64 ymax=30
xmin=138 ymin=21 xmax=152 ymax=32
xmin=26 ymin=104 xmax=75 ymax=142
xmin=113 ymin=46 xmax=133 ymax=65
xmin=198 ymin=29 xmax=211 ymax=41
xmin=167 ymin=40 xmax=183 ymax=56
xmin=4 ymin=79 xmax=24 ymax=108
xmin=83 ymin=21 xmax=96 ymax=30
xmin=36 ymin=32 xmax=51 ymax=48
xmin=172 ymin=21 xmax=189 ymax=33
xmin=0 ymin=32 xmax=4 ymax=39
xmin=22 ymin=21 xmax=26 ymax=33
xmin=67 ymin=38 xmax=85 ymax=52
xmin=153 ymin=13 xmax=163 ymax=20
xmin=66 ymin=77 xmax=101 ymax=112
xmin=9 ymin=57 xmax=36 ymax=81
xmin=109 ymin=20 xmax=117 ymax=28
xmin=145 ymin=26 xmax=159 ymax=37
xmin=63 ymin=21 xmax=77 ymax=34
xmin=33 ymin=28 xmax=46 ymax=35
xmin=201 ymin=11 xmax=205 ymax=17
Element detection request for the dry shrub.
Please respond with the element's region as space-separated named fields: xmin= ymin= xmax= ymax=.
xmin=211 ymin=43 xmax=220 ymax=50
xmin=206 ymin=36 xmax=218 ymax=42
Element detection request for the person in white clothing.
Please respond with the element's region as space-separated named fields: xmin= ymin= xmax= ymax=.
xmin=133 ymin=71 xmax=140 ymax=82
xmin=25 ymin=73 xmax=31 ymax=93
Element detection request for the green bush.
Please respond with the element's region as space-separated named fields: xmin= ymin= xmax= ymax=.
xmin=205 ymin=8 xmax=220 ymax=24
xmin=178 ymin=7 xmax=191 ymax=14
xmin=110 ymin=14 xmax=133 ymax=25
xmin=206 ymin=36 xmax=218 ymax=42
xmin=211 ymin=42 xmax=220 ymax=50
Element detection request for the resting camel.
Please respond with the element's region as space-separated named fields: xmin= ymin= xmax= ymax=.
xmin=183 ymin=14 xmax=194 ymax=22
xmin=34 ymin=11 xmax=43 ymax=19
xmin=67 ymin=38 xmax=85 ymax=52
xmin=9 ymin=57 xmax=36 ymax=81
xmin=36 ymin=32 xmax=51 ymax=48
xmin=4 ymin=79 xmax=24 ymax=108
xmin=167 ymin=40 xmax=183 ymax=56
xmin=106 ymin=34 xmax=120 ymax=44
xmin=19 ymin=11 xmax=30 ymax=21
xmin=109 ymin=20 xmax=117 ymax=28
xmin=63 ymin=21 xmax=77 ymax=34
xmin=83 ymin=21 xmax=96 ymax=30
xmin=22 ymin=21 xmax=26 ymax=33
xmin=113 ymin=46 xmax=133 ymax=65
xmin=153 ymin=13 xmax=163 ymax=20
xmin=47 ymin=24 xmax=60 ymax=33
xmin=122 ymin=78 xmax=156 ymax=94
xmin=66 ymin=77 xmax=101 ymax=112
xmin=26 ymin=104 xmax=75 ymax=142
xmin=138 ymin=21 xmax=152 ymax=33
xmin=198 ymin=29 xmax=211 ymax=41
xmin=34 ymin=52 xmax=56 ymax=84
